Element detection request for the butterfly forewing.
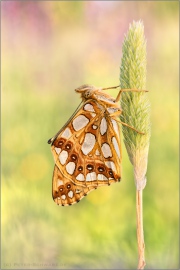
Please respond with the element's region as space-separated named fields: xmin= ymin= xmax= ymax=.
xmin=49 ymin=88 xmax=122 ymax=206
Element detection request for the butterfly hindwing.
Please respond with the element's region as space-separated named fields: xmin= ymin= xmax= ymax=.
xmin=52 ymin=165 xmax=96 ymax=206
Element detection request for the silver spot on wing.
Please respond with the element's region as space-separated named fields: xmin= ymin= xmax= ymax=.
xmin=81 ymin=133 xmax=96 ymax=155
xmin=105 ymin=161 xmax=116 ymax=173
xmin=59 ymin=150 xmax=68 ymax=165
xmin=97 ymin=174 xmax=108 ymax=180
xmin=61 ymin=127 xmax=72 ymax=139
xmin=72 ymin=115 xmax=89 ymax=131
xmin=101 ymin=143 xmax=112 ymax=158
xmin=76 ymin=173 xmax=85 ymax=181
xmin=66 ymin=162 xmax=76 ymax=175
xmin=86 ymin=172 xmax=96 ymax=181
xmin=68 ymin=190 xmax=73 ymax=198
xmin=111 ymin=119 xmax=120 ymax=138
xmin=84 ymin=103 xmax=95 ymax=112
xmin=100 ymin=117 xmax=107 ymax=135
xmin=112 ymin=137 xmax=120 ymax=158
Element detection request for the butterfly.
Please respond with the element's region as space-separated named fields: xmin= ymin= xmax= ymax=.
xmin=48 ymin=84 xmax=145 ymax=206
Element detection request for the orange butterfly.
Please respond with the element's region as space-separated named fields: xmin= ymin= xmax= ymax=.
xmin=48 ymin=84 xmax=145 ymax=206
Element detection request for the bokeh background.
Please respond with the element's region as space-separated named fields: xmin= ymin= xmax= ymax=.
xmin=2 ymin=1 xmax=179 ymax=269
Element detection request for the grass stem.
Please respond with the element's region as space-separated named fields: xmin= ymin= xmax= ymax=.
xmin=136 ymin=190 xmax=145 ymax=269
xmin=120 ymin=21 xmax=151 ymax=269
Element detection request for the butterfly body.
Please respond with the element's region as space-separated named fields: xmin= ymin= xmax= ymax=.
xmin=48 ymin=85 xmax=122 ymax=206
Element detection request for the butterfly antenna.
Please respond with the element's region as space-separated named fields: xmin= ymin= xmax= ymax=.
xmin=101 ymin=85 xmax=120 ymax=91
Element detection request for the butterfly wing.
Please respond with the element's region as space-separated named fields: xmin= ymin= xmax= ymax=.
xmin=52 ymin=165 xmax=96 ymax=206
xmin=50 ymin=99 xmax=122 ymax=205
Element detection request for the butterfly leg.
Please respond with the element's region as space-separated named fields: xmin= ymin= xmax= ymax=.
xmin=119 ymin=121 xmax=145 ymax=135
xmin=115 ymin=89 xmax=148 ymax=103
xmin=110 ymin=111 xmax=145 ymax=135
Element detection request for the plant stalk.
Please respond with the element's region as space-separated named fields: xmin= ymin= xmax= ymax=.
xmin=136 ymin=190 xmax=145 ymax=269
xmin=120 ymin=21 xmax=150 ymax=269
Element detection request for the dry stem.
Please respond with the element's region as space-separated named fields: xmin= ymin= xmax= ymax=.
xmin=136 ymin=190 xmax=146 ymax=269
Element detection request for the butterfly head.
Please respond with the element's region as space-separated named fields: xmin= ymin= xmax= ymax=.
xmin=75 ymin=84 xmax=99 ymax=100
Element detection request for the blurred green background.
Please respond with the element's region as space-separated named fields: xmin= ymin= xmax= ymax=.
xmin=2 ymin=1 xmax=179 ymax=269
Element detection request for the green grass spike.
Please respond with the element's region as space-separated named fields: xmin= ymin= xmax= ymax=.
xmin=120 ymin=20 xmax=151 ymax=190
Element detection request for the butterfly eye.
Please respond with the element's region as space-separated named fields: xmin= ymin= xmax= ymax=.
xmin=85 ymin=90 xmax=91 ymax=98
